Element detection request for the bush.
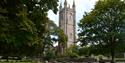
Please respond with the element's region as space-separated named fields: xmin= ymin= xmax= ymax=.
xmin=68 ymin=52 xmax=78 ymax=58
xmin=62 ymin=45 xmax=79 ymax=58
xmin=65 ymin=49 xmax=78 ymax=58
xmin=44 ymin=50 xmax=56 ymax=60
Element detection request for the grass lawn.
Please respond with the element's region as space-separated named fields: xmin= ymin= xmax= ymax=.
xmin=0 ymin=62 xmax=36 ymax=63
xmin=0 ymin=60 xmax=38 ymax=63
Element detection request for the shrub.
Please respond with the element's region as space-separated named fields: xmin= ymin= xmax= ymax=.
xmin=44 ymin=50 xmax=55 ymax=60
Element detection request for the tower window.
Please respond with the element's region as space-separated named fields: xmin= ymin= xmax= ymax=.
xmin=70 ymin=13 xmax=72 ymax=18
xmin=70 ymin=15 xmax=72 ymax=20
xmin=70 ymin=33 xmax=73 ymax=38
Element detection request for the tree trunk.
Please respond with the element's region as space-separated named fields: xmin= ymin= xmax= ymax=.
xmin=111 ymin=35 xmax=115 ymax=63
xmin=111 ymin=47 xmax=115 ymax=63
xmin=6 ymin=56 xmax=8 ymax=62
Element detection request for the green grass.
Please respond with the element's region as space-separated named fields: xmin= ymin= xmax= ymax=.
xmin=115 ymin=58 xmax=125 ymax=60
xmin=0 ymin=60 xmax=45 ymax=63
xmin=0 ymin=60 xmax=38 ymax=63
xmin=0 ymin=62 xmax=35 ymax=63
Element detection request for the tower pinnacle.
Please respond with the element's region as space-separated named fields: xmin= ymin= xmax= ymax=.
xmin=64 ymin=0 xmax=67 ymax=8
xmin=72 ymin=0 xmax=75 ymax=9
xmin=59 ymin=2 xmax=62 ymax=10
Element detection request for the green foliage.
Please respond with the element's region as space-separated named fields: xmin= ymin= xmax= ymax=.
xmin=52 ymin=28 xmax=68 ymax=54
xmin=57 ymin=29 xmax=68 ymax=47
xmin=78 ymin=46 xmax=90 ymax=56
xmin=0 ymin=62 xmax=34 ymax=63
xmin=65 ymin=45 xmax=79 ymax=58
xmin=0 ymin=0 xmax=58 ymax=58
xmin=44 ymin=49 xmax=56 ymax=60
xmin=78 ymin=0 xmax=125 ymax=62
xmin=66 ymin=51 xmax=78 ymax=58
xmin=52 ymin=28 xmax=68 ymax=44
xmin=0 ymin=5 xmax=36 ymax=57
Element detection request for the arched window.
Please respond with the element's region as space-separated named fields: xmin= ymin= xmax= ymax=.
xmin=70 ymin=33 xmax=73 ymax=38
xmin=70 ymin=13 xmax=72 ymax=20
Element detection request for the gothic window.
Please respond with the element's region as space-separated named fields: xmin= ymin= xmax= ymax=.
xmin=70 ymin=15 xmax=72 ymax=20
xmin=61 ymin=14 xmax=63 ymax=19
xmin=61 ymin=14 xmax=63 ymax=20
xmin=70 ymin=13 xmax=72 ymax=20
xmin=70 ymin=33 xmax=73 ymax=39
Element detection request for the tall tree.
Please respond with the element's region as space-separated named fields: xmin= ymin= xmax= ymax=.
xmin=78 ymin=0 xmax=125 ymax=63
xmin=0 ymin=0 xmax=35 ymax=57
xmin=25 ymin=0 xmax=58 ymax=57
xmin=0 ymin=0 xmax=58 ymax=58
xmin=52 ymin=28 xmax=68 ymax=55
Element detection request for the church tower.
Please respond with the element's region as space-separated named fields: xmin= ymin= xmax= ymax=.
xmin=59 ymin=0 xmax=76 ymax=47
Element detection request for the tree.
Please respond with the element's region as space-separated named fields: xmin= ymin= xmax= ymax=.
xmin=42 ymin=20 xmax=58 ymax=58
xmin=51 ymin=28 xmax=68 ymax=55
xmin=65 ymin=45 xmax=79 ymax=58
xmin=0 ymin=0 xmax=36 ymax=57
xmin=24 ymin=0 xmax=58 ymax=57
xmin=0 ymin=0 xmax=58 ymax=58
xmin=78 ymin=0 xmax=125 ymax=63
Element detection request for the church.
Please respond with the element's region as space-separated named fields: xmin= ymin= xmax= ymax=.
xmin=59 ymin=0 xmax=76 ymax=47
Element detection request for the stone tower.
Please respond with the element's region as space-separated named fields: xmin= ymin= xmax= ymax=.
xmin=59 ymin=0 xmax=76 ymax=47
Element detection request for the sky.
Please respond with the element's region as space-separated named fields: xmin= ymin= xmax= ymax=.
xmin=48 ymin=0 xmax=98 ymax=29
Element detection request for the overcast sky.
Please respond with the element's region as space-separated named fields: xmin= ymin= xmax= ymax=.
xmin=48 ymin=0 xmax=98 ymax=26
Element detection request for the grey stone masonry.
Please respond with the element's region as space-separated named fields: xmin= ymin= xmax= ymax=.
xmin=59 ymin=0 xmax=76 ymax=47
